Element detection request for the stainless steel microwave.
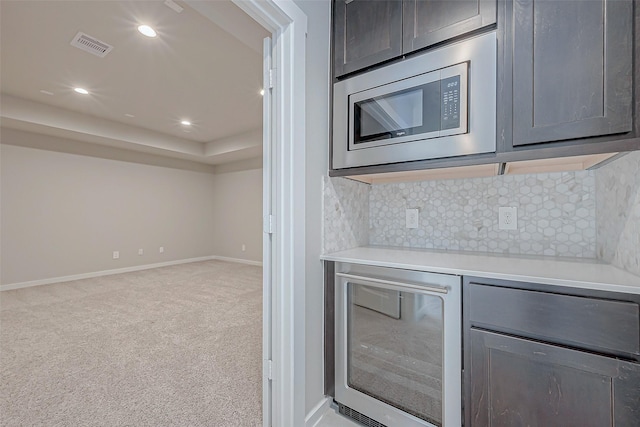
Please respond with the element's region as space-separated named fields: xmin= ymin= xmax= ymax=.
xmin=333 ymin=32 xmax=496 ymax=170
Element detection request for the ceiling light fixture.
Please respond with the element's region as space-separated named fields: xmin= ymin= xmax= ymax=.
xmin=181 ymin=120 xmax=192 ymax=126
xmin=74 ymin=87 xmax=89 ymax=95
xmin=137 ymin=25 xmax=157 ymax=38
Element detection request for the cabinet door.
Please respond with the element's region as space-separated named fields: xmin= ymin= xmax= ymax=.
xmin=469 ymin=329 xmax=640 ymax=426
xmin=403 ymin=0 xmax=496 ymax=54
xmin=512 ymin=0 xmax=633 ymax=146
xmin=333 ymin=0 xmax=403 ymax=77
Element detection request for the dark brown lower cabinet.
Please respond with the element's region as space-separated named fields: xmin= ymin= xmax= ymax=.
xmin=464 ymin=277 xmax=640 ymax=426
xmin=469 ymin=329 xmax=640 ymax=426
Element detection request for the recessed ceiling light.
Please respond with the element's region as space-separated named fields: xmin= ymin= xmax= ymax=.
xmin=137 ymin=25 xmax=157 ymax=38
xmin=74 ymin=87 xmax=89 ymax=95
xmin=181 ymin=120 xmax=192 ymax=126
xmin=260 ymin=89 xmax=265 ymax=96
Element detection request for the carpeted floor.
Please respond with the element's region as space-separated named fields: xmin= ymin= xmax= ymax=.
xmin=0 ymin=260 xmax=263 ymax=427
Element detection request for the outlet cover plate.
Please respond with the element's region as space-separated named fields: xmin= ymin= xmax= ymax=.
xmin=406 ymin=208 xmax=419 ymax=229
xmin=499 ymin=206 xmax=518 ymax=230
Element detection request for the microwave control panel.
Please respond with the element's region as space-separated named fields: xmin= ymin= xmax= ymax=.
xmin=441 ymin=75 xmax=461 ymax=130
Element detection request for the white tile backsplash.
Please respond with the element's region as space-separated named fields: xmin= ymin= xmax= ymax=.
xmin=322 ymin=176 xmax=369 ymax=253
xmin=369 ymin=171 xmax=596 ymax=257
xmin=596 ymin=151 xmax=640 ymax=276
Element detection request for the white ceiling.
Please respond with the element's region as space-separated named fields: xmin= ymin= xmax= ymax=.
xmin=0 ymin=0 xmax=269 ymax=165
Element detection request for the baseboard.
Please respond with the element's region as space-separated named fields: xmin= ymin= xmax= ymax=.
xmin=211 ymin=255 xmax=263 ymax=267
xmin=1 ymin=255 xmax=263 ymax=292
xmin=305 ymin=397 xmax=334 ymax=427
xmin=1 ymin=256 xmax=227 ymax=291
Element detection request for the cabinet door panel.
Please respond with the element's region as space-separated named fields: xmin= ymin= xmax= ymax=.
xmin=403 ymin=0 xmax=496 ymax=54
xmin=334 ymin=0 xmax=403 ymax=77
xmin=469 ymin=329 xmax=640 ymax=426
xmin=512 ymin=0 xmax=633 ymax=146
xmin=468 ymin=283 xmax=640 ymax=358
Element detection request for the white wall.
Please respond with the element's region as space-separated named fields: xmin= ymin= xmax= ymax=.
xmin=212 ymin=158 xmax=263 ymax=263
xmin=293 ymin=0 xmax=331 ymax=417
xmin=1 ymin=129 xmax=264 ymax=285
xmin=1 ymin=140 xmax=218 ymax=285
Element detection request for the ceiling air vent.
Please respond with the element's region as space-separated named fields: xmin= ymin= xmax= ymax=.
xmin=70 ymin=32 xmax=113 ymax=58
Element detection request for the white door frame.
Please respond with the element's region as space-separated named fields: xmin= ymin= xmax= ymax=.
xmin=261 ymin=35 xmax=274 ymax=427
xmin=230 ymin=2 xmax=307 ymax=427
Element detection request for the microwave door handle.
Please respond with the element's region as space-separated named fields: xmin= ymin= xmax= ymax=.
xmin=335 ymin=272 xmax=449 ymax=295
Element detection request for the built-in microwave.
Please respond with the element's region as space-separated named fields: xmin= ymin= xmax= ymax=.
xmin=333 ymin=32 xmax=496 ymax=170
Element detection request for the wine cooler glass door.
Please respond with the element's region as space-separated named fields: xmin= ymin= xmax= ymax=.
xmin=335 ymin=266 xmax=461 ymax=427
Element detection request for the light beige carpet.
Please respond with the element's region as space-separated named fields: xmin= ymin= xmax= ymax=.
xmin=0 ymin=260 xmax=263 ymax=427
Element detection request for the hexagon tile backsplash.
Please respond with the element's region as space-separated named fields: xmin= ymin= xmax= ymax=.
xmin=596 ymin=151 xmax=640 ymax=276
xmin=322 ymin=176 xmax=370 ymax=254
xmin=369 ymin=171 xmax=596 ymax=258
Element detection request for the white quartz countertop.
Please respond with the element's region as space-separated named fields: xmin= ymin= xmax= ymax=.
xmin=321 ymin=246 xmax=640 ymax=294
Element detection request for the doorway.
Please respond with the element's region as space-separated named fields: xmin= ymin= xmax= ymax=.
xmin=222 ymin=2 xmax=307 ymax=426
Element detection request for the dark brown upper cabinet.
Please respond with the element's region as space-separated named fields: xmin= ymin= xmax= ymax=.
xmin=333 ymin=0 xmax=496 ymax=78
xmin=333 ymin=0 xmax=403 ymax=77
xmin=402 ymin=0 xmax=496 ymax=54
xmin=510 ymin=0 xmax=633 ymax=147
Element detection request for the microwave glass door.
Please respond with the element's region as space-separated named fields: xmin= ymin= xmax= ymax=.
xmin=354 ymin=81 xmax=441 ymax=145
xmin=347 ymin=282 xmax=444 ymax=426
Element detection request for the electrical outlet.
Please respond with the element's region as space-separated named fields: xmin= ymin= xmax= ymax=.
xmin=113 ymin=251 xmax=120 ymax=259
xmin=138 ymin=249 xmax=144 ymax=256
xmin=159 ymin=246 xmax=164 ymax=253
xmin=406 ymin=208 xmax=419 ymax=229
xmin=242 ymin=244 xmax=246 ymax=252
xmin=499 ymin=207 xmax=518 ymax=230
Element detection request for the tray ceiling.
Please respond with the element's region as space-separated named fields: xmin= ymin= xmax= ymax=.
xmin=0 ymin=0 xmax=269 ymax=165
